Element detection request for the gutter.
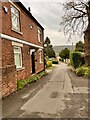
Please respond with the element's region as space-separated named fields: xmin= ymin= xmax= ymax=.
xmin=0 ymin=33 xmax=43 ymax=49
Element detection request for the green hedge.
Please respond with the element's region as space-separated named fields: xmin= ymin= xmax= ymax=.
xmin=84 ymin=67 xmax=90 ymax=77
xmin=17 ymin=71 xmax=47 ymax=90
xmin=76 ymin=66 xmax=87 ymax=76
xmin=70 ymin=52 xmax=84 ymax=68
xmin=76 ymin=66 xmax=90 ymax=77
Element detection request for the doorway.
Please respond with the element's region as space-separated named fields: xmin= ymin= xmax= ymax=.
xmin=31 ymin=52 xmax=35 ymax=74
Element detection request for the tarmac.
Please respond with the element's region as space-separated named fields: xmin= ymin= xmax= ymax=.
xmin=2 ymin=62 xmax=89 ymax=118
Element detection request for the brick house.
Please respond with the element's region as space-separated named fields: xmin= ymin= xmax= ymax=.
xmin=1 ymin=0 xmax=45 ymax=97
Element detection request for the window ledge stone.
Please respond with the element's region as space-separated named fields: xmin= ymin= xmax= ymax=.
xmin=12 ymin=29 xmax=23 ymax=35
xmin=16 ymin=67 xmax=25 ymax=71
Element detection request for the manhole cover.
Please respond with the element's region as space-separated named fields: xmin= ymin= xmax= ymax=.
xmin=50 ymin=92 xmax=58 ymax=98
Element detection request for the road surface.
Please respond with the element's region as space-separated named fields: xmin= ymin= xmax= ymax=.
xmin=2 ymin=62 xmax=88 ymax=118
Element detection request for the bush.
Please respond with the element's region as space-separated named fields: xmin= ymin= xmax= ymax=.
xmin=76 ymin=66 xmax=90 ymax=77
xmin=84 ymin=67 xmax=90 ymax=77
xmin=37 ymin=71 xmax=47 ymax=79
xmin=76 ymin=66 xmax=87 ymax=76
xmin=52 ymin=60 xmax=59 ymax=64
xmin=46 ymin=60 xmax=52 ymax=68
xmin=17 ymin=71 xmax=47 ymax=90
xmin=70 ymin=52 xmax=84 ymax=68
xmin=67 ymin=59 xmax=70 ymax=66
xmin=17 ymin=79 xmax=29 ymax=90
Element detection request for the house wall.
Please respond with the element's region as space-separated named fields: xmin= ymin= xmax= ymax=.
xmin=2 ymin=2 xmax=44 ymax=46
xmin=2 ymin=2 xmax=44 ymax=97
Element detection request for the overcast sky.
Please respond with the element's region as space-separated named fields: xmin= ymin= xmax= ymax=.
xmin=19 ymin=0 xmax=84 ymax=46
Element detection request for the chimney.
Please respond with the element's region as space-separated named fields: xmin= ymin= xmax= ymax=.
xmin=28 ymin=7 xmax=31 ymax=12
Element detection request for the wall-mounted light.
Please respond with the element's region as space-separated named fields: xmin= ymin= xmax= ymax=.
xmin=29 ymin=25 xmax=33 ymax=29
xmin=3 ymin=6 xmax=8 ymax=13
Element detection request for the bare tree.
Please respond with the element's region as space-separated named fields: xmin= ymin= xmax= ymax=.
xmin=60 ymin=0 xmax=90 ymax=65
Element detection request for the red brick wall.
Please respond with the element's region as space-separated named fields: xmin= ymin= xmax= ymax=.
xmin=2 ymin=2 xmax=44 ymax=46
xmin=2 ymin=2 xmax=45 ymax=97
xmin=2 ymin=39 xmax=44 ymax=97
xmin=2 ymin=39 xmax=16 ymax=97
xmin=17 ymin=44 xmax=31 ymax=80
xmin=2 ymin=65 xmax=17 ymax=97
xmin=2 ymin=39 xmax=14 ymax=66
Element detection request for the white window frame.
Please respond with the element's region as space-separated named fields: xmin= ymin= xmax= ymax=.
xmin=11 ymin=5 xmax=20 ymax=31
xmin=38 ymin=29 xmax=41 ymax=43
xmin=39 ymin=51 xmax=42 ymax=64
xmin=14 ymin=46 xmax=22 ymax=69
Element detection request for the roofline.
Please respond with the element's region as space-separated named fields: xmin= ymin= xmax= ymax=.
xmin=13 ymin=0 xmax=44 ymax=30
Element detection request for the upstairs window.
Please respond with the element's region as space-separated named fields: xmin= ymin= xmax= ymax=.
xmin=38 ymin=29 xmax=41 ymax=43
xmin=14 ymin=47 xmax=22 ymax=69
xmin=11 ymin=5 xmax=20 ymax=31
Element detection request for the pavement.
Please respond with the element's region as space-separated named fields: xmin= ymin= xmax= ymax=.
xmin=2 ymin=62 xmax=89 ymax=118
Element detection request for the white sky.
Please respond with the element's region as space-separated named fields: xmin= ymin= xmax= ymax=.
xmin=19 ymin=0 xmax=84 ymax=46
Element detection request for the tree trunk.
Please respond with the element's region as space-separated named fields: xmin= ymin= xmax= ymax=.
xmin=84 ymin=2 xmax=90 ymax=66
xmin=84 ymin=29 xmax=90 ymax=66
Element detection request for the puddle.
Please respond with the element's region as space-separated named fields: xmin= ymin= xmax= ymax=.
xmin=50 ymin=92 xmax=59 ymax=98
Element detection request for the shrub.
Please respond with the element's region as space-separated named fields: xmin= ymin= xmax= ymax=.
xmin=37 ymin=71 xmax=47 ymax=79
xmin=17 ymin=71 xmax=47 ymax=90
xmin=30 ymin=75 xmax=38 ymax=82
xmin=52 ymin=60 xmax=59 ymax=64
xmin=67 ymin=59 xmax=70 ymax=66
xmin=76 ymin=66 xmax=87 ymax=76
xmin=75 ymin=66 xmax=90 ymax=77
xmin=46 ymin=60 xmax=52 ymax=68
xmin=84 ymin=67 xmax=90 ymax=77
xmin=17 ymin=79 xmax=29 ymax=90
xmin=70 ymin=52 xmax=84 ymax=68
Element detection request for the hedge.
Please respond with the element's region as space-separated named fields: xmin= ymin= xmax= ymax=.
xmin=70 ymin=52 xmax=84 ymax=68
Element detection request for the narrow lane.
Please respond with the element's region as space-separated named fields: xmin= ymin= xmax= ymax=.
xmin=3 ymin=62 xmax=88 ymax=118
xmin=20 ymin=63 xmax=74 ymax=118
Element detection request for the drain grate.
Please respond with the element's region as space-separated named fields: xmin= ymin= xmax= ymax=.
xmin=50 ymin=92 xmax=58 ymax=98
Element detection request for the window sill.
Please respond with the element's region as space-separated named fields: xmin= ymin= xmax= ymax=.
xmin=16 ymin=67 xmax=25 ymax=71
xmin=12 ymin=29 xmax=23 ymax=35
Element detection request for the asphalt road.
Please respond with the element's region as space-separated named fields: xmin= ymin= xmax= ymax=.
xmin=2 ymin=62 xmax=89 ymax=118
